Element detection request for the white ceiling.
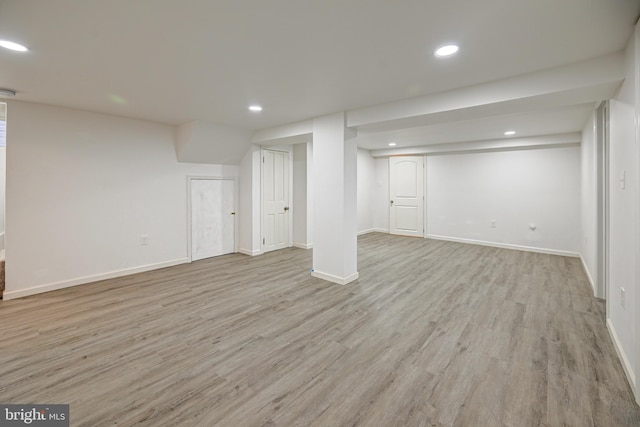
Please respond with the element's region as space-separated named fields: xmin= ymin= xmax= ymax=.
xmin=0 ymin=0 xmax=638 ymax=149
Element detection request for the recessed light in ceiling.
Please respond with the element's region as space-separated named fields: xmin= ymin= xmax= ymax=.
xmin=388 ymin=142 xmax=397 ymax=147
xmin=249 ymin=105 xmax=262 ymax=112
xmin=0 ymin=40 xmax=28 ymax=52
xmin=434 ymin=44 xmax=459 ymax=58
xmin=504 ymin=130 xmax=516 ymax=136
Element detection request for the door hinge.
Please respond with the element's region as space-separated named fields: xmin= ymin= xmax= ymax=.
xmin=263 ymin=237 xmax=265 ymax=244
xmin=263 ymin=157 xmax=265 ymax=163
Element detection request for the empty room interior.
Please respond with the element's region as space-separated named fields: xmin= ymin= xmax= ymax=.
xmin=2 ymin=1 xmax=640 ymax=425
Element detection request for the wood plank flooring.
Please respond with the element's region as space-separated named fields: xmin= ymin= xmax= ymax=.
xmin=0 ymin=233 xmax=638 ymax=426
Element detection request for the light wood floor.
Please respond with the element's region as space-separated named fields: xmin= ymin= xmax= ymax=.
xmin=1 ymin=233 xmax=638 ymax=426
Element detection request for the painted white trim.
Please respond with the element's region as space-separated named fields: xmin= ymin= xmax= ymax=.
xmin=425 ymin=234 xmax=580 ymax=258
xmin=292 ymin=242 xmax=312 ymax=249
xmin=2 ymin=258 xmax=190 ymax=300
xmin=607 ymin=318 xmax=637 ymax=390
xmin=372 ymin=228 xmax=389 ymax=233
xmin=357 ymin=229 xmax=377 ymax=236
xmin=311 ymin=270 xmax=359 ymax=285
xmin=238 ymin=248 xmax=262 ymax=256
xmin=579 ymin=254 xmax=597 ymax=296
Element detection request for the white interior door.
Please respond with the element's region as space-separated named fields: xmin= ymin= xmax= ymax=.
xmin=190 ymin=178 xmax=235 ymax=261
xmin=390 ymin=156 xmax=424 ymax=237
xmin=262 ymin=149 xmax=289 ymax=252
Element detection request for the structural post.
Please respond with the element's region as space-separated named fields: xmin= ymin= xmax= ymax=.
xmin=312 ymin=112 xmax=358 ymax=284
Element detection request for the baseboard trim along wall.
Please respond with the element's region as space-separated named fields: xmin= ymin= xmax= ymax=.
xmin=579 ymin=254 xmax=597 ymax=296
xmin=357 ymin=229 xmax=376 ymax=236
xmin=3 ymin=258 xmax=190 ymax=300
xmin=607 ymin=318 xmax=637 ymax=390
xmin=311 ymin=270 xmax=359 ymax=285
xmin=238 ymin=248 xmax=262 ymax=256
xmin=292 ymin=242 xmax=313 ymax=249
xmin=425 ymin=234 xmax=580 ymax=258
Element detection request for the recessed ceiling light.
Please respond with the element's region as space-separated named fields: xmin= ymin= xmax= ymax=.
xmin=0 ymin=40 xmax=28 ymax=52
xmin=504 ymin=130 xmax=516 ymax=136
xmin=249 ymin=105 xmax=262 ymax=112
xmin=388 ymin=142 xmax=397 ymax=147
xmin=434 ymin=44 xmax=459 ymax=58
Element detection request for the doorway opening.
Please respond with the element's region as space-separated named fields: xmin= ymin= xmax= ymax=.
xmin=596 ymin=101 xmax=609 ymax=301
xmin=0 ymin=102 xmax=6 ymax=297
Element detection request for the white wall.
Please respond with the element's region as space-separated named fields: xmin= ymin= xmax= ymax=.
xmin=292 ymin=143 xmax=308 ymax=247
xmin=0 ymin=148 xmax=5 ymax=249
xmin=425 ymin=146 xmax=581 ymax=255
xmin=0 ymin=103 xmax=6 ymax=250
xmin=373 ymin=157 xmax=390 ymax=232
xmin=5 ymin=101 xmax=238 ymax=299
xmin=238 ymin=144 xmax=261 ymax=255
xmin=357 ymin=149 xmax=375 ymax=234
xmin=607 ymin=25 xmax=638 ymax=392
xmin=581 ymin=111 xmax=598 ymax=292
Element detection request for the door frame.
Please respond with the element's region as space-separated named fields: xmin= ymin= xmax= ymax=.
xmin=187 ymin=176 xmax=238 ymax=262
xmin=260 ymin=147 xmax=293 ymax=253
xmin=596 ymin=101 xmax=609 ymax=301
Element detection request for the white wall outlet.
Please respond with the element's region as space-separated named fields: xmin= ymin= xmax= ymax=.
xmin=620 ymin=287 xmax=626 ymax=309
xmin=140 ymin=235 xmax=149 ymax=246
xmin=490 ymin=220 xmax=496 ymax=228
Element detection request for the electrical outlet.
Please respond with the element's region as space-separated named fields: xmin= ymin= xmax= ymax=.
xmin=621 ymin=287 xmax=626 ymax=309
xmin=140 ymin=235 xmax=149 ymax=246
xmin=490 ymin=220 xmax=496 ymax=228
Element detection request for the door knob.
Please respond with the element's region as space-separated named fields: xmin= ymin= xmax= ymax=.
xmin=284 ymin=206 xmax=290 ymax=211
xmin=230 ymin=212 xmax=236 ymax=215
xmin=390 ymin=200 xmax=394 ymax=205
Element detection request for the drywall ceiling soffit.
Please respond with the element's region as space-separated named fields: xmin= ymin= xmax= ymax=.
xmin=251 ymin=120 xmax=313 ymax=146
xmin=347 ymin=53 xmax=624 ymax=130
xmin=175 ymin=121 xmax=252 ymax=165
xmin=255 ymin=53 xmax=622 ymax=150
xmin=369 ymin=133 xmax=582 ymax=158
xmin=0 ymin=1 xmax=638 ymax=129
xmin=356 ymin=104 xmax=594 ymax=150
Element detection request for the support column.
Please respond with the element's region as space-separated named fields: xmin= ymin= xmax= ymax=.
xmin=312 ymin=112 xmax=358 ymax=285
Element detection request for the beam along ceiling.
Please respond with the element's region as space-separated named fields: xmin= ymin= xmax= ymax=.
xmin=0 ymin=0 xmax=638 ymax=149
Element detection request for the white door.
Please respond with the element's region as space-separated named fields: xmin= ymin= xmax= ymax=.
xmin=390 ymin=156 xmax=424 ymax=237
xmin=190 ymin=178 xmax=235 ymax=261
xmin=262 ymin=149 xmax=289 ymax=252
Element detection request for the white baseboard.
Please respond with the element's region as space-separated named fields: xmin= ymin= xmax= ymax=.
xmin=292 ymin=242 xmax=312 ymax=249
xmin=357 ymin=229 xmax=376 ymax=236
xmin=238 ymin=248 xmax=262 ymax=256
xmin=311 ymin=270 xmax=359 ymax=285
xmin=3 ymin=258 xmax=190 ymax=300
xmin=425 ymin=234 xmax=580 ymax=258
xmin=607 ymin=318 xmax=636 ymax=390
xmin=373 ymin=228 xmax=389 ymax=233
xmin=579 ymin=254 xmax=596 ymax=296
